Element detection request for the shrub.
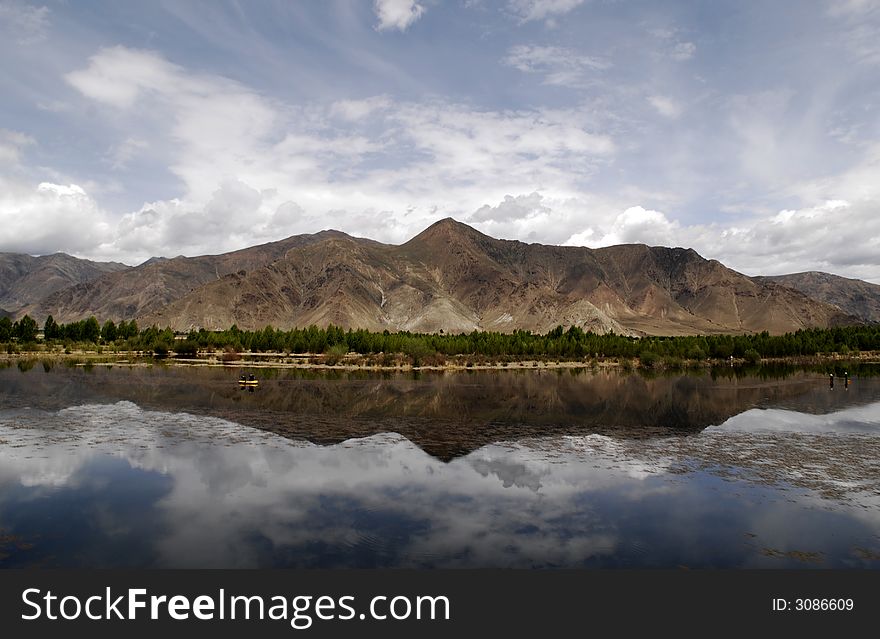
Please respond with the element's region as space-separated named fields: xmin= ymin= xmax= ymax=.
xmin=324 ymin=342 xmax=348 ymax=365
xmin=640 ymin=352 xmax=661 ymax=368
xmin=173 ymin=340 xmax=199 ymax=356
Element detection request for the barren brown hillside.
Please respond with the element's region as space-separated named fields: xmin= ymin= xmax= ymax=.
xmin=140 ymin=219 xmax=856 ymax=335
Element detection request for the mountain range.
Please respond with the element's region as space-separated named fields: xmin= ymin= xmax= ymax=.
xmin=0 ymin=252 xmax=127 ymax=317
xmin=4 ymin=219 xmax=879 ymax=336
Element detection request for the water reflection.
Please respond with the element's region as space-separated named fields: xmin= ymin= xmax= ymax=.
xmin=0 ymin=397 xmax=878 ymax=568
xmin=2 ymin=365 xmax=879 ymax=460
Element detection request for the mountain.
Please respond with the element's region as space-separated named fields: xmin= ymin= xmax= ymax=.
xmin=137 ymin=218 xmax=856 ymax=335
xmin=23 ymin=231 xmax=349 ymax=324
xmin=0 ymin=252 xmax=129 ymax=314
xmin=757 ymin=272 xmax=880 ymax=324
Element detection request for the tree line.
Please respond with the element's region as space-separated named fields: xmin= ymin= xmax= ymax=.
xmin=2 ymin=313 xmax=879 ymax=362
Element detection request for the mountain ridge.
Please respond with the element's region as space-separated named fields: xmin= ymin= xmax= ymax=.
xmin=0 ymin=252 xmax=129 ymax=313
xmin=139 ymin=219 xmax=857 ymax=335
xmin=22 ymin=230 xmax=352 ymax=324
xmin=757 ymin=271 xmax=880 ymax=323
xmin=7 ymin=219 xmax=870 ymax=336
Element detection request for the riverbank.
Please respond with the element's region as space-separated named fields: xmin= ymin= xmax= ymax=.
xmin=2 ymin=347 xmax=880 ymax=372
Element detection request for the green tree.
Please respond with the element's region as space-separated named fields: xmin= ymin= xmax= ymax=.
xmin=44 ymin=315 xmax=60 ymax=340
xmin=101 ymin=319 xmax=118 ymax=343
xmin=0 ymin=316 xmax=12 ymax=342
xmin=83 ymin=316 xmax=101 ymax=343
xmin=118 ymin=319 xmax=139 ymax=340
xmin=14 ymin=315 xmax=39 ymax=342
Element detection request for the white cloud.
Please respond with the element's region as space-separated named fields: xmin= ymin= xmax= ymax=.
xmin=507 ymin=0 xmax=586 ymax=23
xmin=373 ymin=0 xmax=425 ymax=32
xmin=689 ymin=200 xmax=880 ymax=280
xmin=565 ymin=205 xmax=681 ymax=248
xmin=648 ymin=27 xmax=696 ymax=61
xmin=0 ymin=1 xmax=49 ymax=44
xmin=5 ymin=44 xmax=876 ymax=286
xmin=471 ymin=192 xmax=551 ymax=223
xmin=467 ymin=191 xmax=630 ymax=246
xmin=604 ymin=206 xmax=681 ymax=247
xmin=670 ymin=41 xmax=696 ymax=61
xmin=330 ymin=95 xmax=392 ymax=121
xmin=30 ymin=48 xmax=616 ymax=260
xmin=558 ymin=197 xmax=880 ymax=283
xmin=503 ymin=45 xmax=609 ymax=87
xmin=108 ymin=137 xmax=150 ymax=170
xmin=108 ymin=181 xmax=332 ymax=263
xmin=0 ymin=180 xmax=113 ymax=256
xmin=65 ymin=46 xmax=182 ymax=109
xmin=647 ymin=95 xmax=683 ymax=118
xmin=0 ymin=129 xmax=34 ymax=164
xmin=828 ymin=0 xmax=880 ymax=16
xmin=827 ymin=1 xmax=880 ymax=64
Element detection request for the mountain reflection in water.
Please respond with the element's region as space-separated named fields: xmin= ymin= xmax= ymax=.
xmin=1 ymin=364 xmax=877 ymax=459
xmin=0 ymin=364 xmax=878 ymax=568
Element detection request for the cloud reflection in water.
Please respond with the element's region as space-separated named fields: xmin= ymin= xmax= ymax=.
xmin=0 ymin=400 xmax=879 ymax=568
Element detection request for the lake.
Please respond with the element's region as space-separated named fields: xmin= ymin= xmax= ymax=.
xmin=1 ymin=361 xmax=879 ymax=568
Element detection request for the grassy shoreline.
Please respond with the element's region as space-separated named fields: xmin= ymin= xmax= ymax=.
xmin=3 ymin=347 xmax=880 ymax=372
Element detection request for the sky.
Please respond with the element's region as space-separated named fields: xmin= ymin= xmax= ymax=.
xmin=1 ymin=0 xmax=879 ymax=282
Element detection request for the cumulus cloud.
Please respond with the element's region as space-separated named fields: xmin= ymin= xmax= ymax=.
xmin=471 ymin=192 xmax=551 ymax=223
xmin=112 ymin=183 xmax=313 ymax=262
xmin=503 ymin=45 xmax=609 ymax=87
xmin=564 ymin=205 xmax=681 ymax=248
xmin=559 ymin=198 xmax=880 ymax=283
xmin=689 ymin=199 xmax=880 ymax=279
xmin=0 ymin=181 xmax=113 ymax=256
xmin=601 ymin=206 xmax=681 ymax=247
xmin=5 ymin=41 xmax=879 ymax=285
xmin=7 ymin=46 xmax=616 ymax=261
xmin=468 ymin=191 xmax=628 ymax=246
xmin=373 ymin=0 xmax=425 ymax=32
xmin=507 ymin=0 xmax=586 ymax=23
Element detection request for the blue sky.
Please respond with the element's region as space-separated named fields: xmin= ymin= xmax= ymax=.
xmin=1 ymin=0 xmax=879 ymax=282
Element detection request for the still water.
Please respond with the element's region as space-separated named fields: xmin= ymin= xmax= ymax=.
xmin=1 ymin=362 xmax=879 ymax=568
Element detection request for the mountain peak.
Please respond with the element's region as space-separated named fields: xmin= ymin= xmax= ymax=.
xmin=11 ymin=221 xmax=874 ymax=333
xmin=404 ymin=218 xmax=491 ymax=248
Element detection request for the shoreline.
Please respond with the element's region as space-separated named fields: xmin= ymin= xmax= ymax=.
xmin=3 ymin=348 xmax=880 ymax=372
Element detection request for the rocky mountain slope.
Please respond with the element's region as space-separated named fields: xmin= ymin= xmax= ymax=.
xmin=23 ymin=231 xmax=349 ymax=323
xmin=757 ymin=272 xmax=880 ymax=323
xmin=138 ymin=219 xmax=855 ymax=335
xmin=0 ymin=252 xmax=128 ymax=314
